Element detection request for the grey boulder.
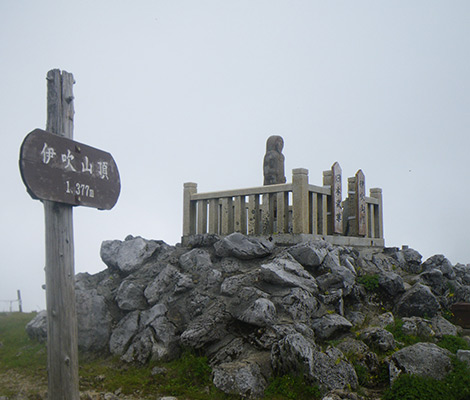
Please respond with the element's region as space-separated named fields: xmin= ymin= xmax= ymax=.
xmin=100 ymin=237 xmax=160 ymax=274
xmin=260 ymin=258 xmax=318 ymax=293
xmin=396 ymin=283 xmax=441 ymax=318
xmin=389 ymin=342 xmax=453 ymax=383
xmin=214 ymin=233 xmax=274 ymax=260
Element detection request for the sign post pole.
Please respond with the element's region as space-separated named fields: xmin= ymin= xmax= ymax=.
xmin=44 ymin=69 xmax=79 ymax=400
xmin=19 ymin=69 xmax=120 ymax=399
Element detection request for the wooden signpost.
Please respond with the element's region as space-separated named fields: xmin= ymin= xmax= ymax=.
xmin=19 ymin=69 xmax=120 ymax=400
xmin=20 ymin=128 xmax=120 ymax=210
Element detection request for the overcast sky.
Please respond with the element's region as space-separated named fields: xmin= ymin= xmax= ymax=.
xmin=1 ymin=1 xmax=469 ymax=312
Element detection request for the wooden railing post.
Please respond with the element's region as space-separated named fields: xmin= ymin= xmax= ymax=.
xmin=370 ymin=188 xmax=384 ymax=239
xmin=183 ymin=182 xmax=197 ymax=236
xmin=292 ymin=168 xmax=309 ymax=234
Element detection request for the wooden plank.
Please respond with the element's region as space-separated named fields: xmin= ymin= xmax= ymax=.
xmin=321 ymin=194 xmax=328 ymax=235
xmin=370 ymin=188 xmax=384 ymax=239
xmin=247 ymin=195 xmax=260 ymax=235
xmin=292 ymin=168 xmax=309 ymax=234
xmin=44 ymin=69 xmax=79 ymax=400
xmin=192 ymin=183 xmax=293 ymax=200
xmin=233 ymin=196 xmax=246 ymax=233
xmin=197 ymin=200 xmax=207 ymax=234
xmin=208 ymin=198 xmax=219 ymax=234
xmin=369 ymin=203 xmax=375 ymax=238
xmin=276 ymin=191 xmax=287 ymax=233
xmin=220 ymin=197 xmax=233 ymax=235
xmin=310 ymin=192 xmax=318 ymax=234
xmin=261 ymin=194 xmax=274 ymax=235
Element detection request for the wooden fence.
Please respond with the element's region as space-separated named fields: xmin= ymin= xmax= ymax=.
xmin=182 ymin=163 xmax=383 ymax=246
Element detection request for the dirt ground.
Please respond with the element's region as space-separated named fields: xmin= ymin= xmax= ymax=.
xmin=0 ymin=371 xmax=153 ymax=400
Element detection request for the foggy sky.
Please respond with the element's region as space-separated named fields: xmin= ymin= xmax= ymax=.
xmin=1 ymin=1 xmax=469 ymax=311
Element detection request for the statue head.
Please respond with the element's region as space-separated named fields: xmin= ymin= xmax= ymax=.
xmin=266 ymin=135 xmax=284 ymax=154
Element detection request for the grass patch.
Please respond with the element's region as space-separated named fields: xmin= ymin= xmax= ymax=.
xmin=385 ymin=319 xmax=423 ymax=346
xmin=264 ymin=374 xmax=321 ymax=400
xmin=384 ymin=358 xmax=470 ymax=400
xmin=357 ymin=274 xmax=380 ymax=292
xmin=78 ymin=352 xmax=230 ymax=399
xmin=437 ymin=335 xmax=470 ymax=354
xmin=0 ymin=312 xmax=46 ymax=374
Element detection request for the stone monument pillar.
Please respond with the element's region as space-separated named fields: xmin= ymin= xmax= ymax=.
xmin=263 ymin=135 xmax=286 ymax=185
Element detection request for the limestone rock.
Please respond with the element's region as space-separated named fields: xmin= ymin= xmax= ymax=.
xmin=400 ymin=317 xmax=435 ymax=339
xmin=422 ymin=254 xmax=455 ymax=279
xmin=214 ymin=233 xmax=274 ymax=260
xmin=396 ymin=283 xmax=441 ymax=318
xmin=25 ymin=310 xmax=47 ymax=342
xmin=220 ymin=273 xmax=258 ymax=296
xmin=288 ymin=241 xmax=329 ymax=269
xmin=213 ymin=359 xmax=268 ymax=399
xmin=311 ymin=314 xmax=352 ymax=341
xmin=121 ymin=327 xmax=157 ymax=364
xmin=431 ymin=315 xmax=462 ymax=338
xmin=238 ymin=298 xmax=277 ymax=327
xmin=76 ymin=288 xmax=112 ymax=352
xmin=115 ymin=280 xmax=147 ymax=310
xmin=389 ymin=342 xmax=453 ymax=383
xmin=401 ymin=247 xmax=423 ymax=274
xmin=359 ymin=327 xmax=396 ymax=352
xmin=272 ymin=334 xmax=358 ymax=391
xmin=24 ymin=290 xmax=112 ymax=353
xmin=419 ymin=269 xmax=447 ymax=296
xmin=100 ymin=237 xmax=161 ymax=274
xmin=279 ymin=287 xmax=323 ymax=322
xmin=457 ymin=350 xmax=470 ymax=368
xmin=109 ymin=311 xmax=140 ymax=356
xmin=271 ymin=333 xmax=316 ymax=376
xmin=260 ymin=258 xmax=318 ymax=293
xmin=378 ymin=272 xmax=405 ymax=298
xmin=140 ymin=304 xmax=178 ymax=361
xmin=179 ymin=248 xmax=212 ymax=273
xmin=186 ymin=233 xmax=220 ymax=248
xmin=180 ymin=301 xmax=231 ymax=349
xmin=144 ymin=264 xmax=194 ymax=306
xmin=317 ymin=253 xmax=356 ymax=295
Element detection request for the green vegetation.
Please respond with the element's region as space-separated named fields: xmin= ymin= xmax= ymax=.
xmin=385 ymin=318 xmax=427 ymax=346
xmin=5 ymin=313 xmax=469 ymax=400
xmin=264 ymin=374 xmax=321 ymax=400
xmin=0 ymin=312 xmax=321 ymax=399
xmin=384 ymin=359 xmax=470 ymax=400
xmin=437 ymin=335 xmax=470 ymax=354
xmin=0 ymin=312 xmax=46 ymax=374
xmin=79 ymin=351 xmax=233 ymax=399
xmin=357 ymin=274 xmax=380 ymax=292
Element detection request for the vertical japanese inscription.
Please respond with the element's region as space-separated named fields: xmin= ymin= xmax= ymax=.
xmin=20 ymin=129 xmax=120 ymax=210
xmin=356 ymin=169 xmax=366 ymax=236
xmin=331 ymin=162 xmax=342 ymax=234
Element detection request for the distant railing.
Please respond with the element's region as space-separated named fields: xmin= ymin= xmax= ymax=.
xmin=0 ymin=290 xmax=23 ymax=313
xmin=182 ymin=163 xmax=383 ymax=246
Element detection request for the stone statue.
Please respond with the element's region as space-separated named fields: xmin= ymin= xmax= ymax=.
xmin=263 ymin=135 xmax=286 ymax=185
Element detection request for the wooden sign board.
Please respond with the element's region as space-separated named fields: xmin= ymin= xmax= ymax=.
xmin=19 ymin=128 xmax=120 ymax=210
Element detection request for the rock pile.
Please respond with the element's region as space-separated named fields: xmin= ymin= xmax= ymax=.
xmin=27 ymin=233 xmax=470 ymax=399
